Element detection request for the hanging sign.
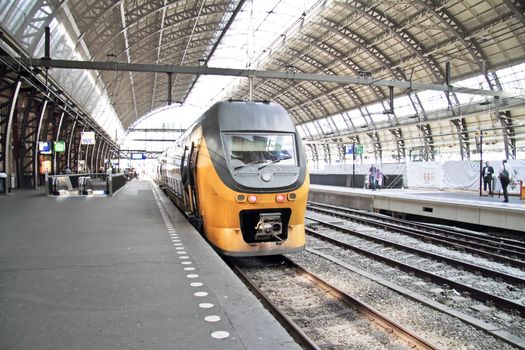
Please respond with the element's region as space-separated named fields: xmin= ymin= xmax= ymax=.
xmin=54 ymin=141 xmax=66 ymax=152
xmin=38 ymin=141 xmax=52 ymax=154
xmin=81 ymin=131 xmax=96 ymax=145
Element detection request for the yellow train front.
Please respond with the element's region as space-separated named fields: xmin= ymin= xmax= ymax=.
xmin=158 ymin=100 xmax=308 ymax=257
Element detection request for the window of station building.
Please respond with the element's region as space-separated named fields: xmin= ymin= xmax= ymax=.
xmin=297 ymin=124 xmax=309 ymax=140
xmin=303 ymin=121 xmax=320 ymax=138
xmin=417 ymin=90 xmax=448 ymax=112
xmin=496 ymin=63 xmax=525 ymax=93
xmin=392 ymin=95 xmax=416 ymax=118
xmin=366 ymin=102 xmax=389 ymax=124
xmin=318 ymin=117 xmax=334 ymax=135
xmin=331 ymin=113 xmax=349 ymax=133
xmin=453 ymin=75 xmax=490 ymax=106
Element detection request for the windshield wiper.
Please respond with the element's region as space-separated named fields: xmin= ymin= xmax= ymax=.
xmin=233 ymin=160 xmax=264 ymax=170
xmin=258 ymin=156 xmax=292 ymax=170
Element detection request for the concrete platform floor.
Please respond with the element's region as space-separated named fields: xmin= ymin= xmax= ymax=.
xmin=0 ymin=180 xmax=301 ymax=350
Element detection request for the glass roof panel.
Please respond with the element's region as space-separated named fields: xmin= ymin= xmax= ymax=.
xmin=185 ymin=0 xmax=322 ymax=111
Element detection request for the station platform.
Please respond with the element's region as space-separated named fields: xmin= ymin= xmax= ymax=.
xmin=309 ymin=184 xmax=525 ymax=233
xmin=0 ymin=180 xmax=301 ymax=350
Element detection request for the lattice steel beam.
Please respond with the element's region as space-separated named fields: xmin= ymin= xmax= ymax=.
xmin=416 ymin=123 xmax=435 ymax=161
xmin=389 ymin=128 xmax=406 ymax=161
xmin=4 ymin=57 xmax=509 ymax=97
xmin=366 ymin=131 xmax=382 ymax=162
xmin=450 ymin=118 xmax=471 ymax=160
xmin=499 ymin=110 xmax=516 ymax=159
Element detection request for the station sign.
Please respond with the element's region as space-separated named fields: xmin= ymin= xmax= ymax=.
xmin=345 ymin=144 xmax=364 ymax=155
xmin=38 ymin=141 xmax=52 ymax=154
xmin=131 ymin=153 xmax=146 ymax=160
xmin=81 ymin=131 xmax=96 ymax=145
xmin=54 ymin=141 xmax=66 ymax=153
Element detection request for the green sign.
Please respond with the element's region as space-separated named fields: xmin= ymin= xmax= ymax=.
xmin=355 ymin=144 xmax=364 ymax=155
xmin=54 ymin=141 xmax=66 ymax=153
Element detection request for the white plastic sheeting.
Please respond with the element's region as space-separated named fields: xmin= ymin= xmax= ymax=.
xmin=407 ymin=161 xmax=443 ymax=189
xmin=312 ymin=160 xmax=525 ymax=194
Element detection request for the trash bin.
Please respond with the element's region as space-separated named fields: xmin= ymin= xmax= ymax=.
xmin=0 ymin=173 xmax=6 ymax=194
xmin=9 ymin=174 xmax=15 ymax=192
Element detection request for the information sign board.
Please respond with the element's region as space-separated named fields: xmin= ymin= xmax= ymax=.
xmin=81 ymin=131 xmax=96 ymax=145
xmin=38 ymin=141 xmax=52 ymax=154
xmin=54 ymin=141 xmax=66 ymax=152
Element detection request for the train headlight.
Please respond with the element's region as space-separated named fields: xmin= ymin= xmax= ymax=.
xmin=247 ymin=194 xmax=258 ymax=203
xmin=287 ymin=192 xmax=297 ymax=201
xmin=275 ymin=194 xmax=286 ymax=203
xmin=236 ymin=194 xmax=246 ymax=202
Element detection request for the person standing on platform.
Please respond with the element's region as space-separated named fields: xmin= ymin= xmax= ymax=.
xmin=482 ymin=161 xmax=494 ymax=196
xmin=376 ymin=168 xmax=386 ymax=190
xmin=64 ymin=166 xmax=71 ymax=174
xmin=498 ymin=160 xmax=510 ymax=203
xmin=368 ymin=164 xmax=377 ymax=190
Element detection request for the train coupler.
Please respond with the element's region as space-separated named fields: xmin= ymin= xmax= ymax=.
xmin=255 ymin=213 xmax=283 ymax=241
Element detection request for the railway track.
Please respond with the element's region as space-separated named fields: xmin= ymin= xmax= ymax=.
xmin=307 ymin=201 xmax=525 ymax=270
xmin=304 ymin=216 xmax=525 ymax=318
xmin=230 ymin=256 xmax=440 ymax=350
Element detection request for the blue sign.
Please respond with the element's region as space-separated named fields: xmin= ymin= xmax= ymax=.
xmin=38 ymin=141 xmax=52 ymax=154
xmin=131 ymin=153 xmax=146 ymax=160
xmin=345 ymin=145 xmax=354 ymax=154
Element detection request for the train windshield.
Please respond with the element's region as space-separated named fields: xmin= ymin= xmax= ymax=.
xmin=223 ymin=133 xmax=297 ymax=169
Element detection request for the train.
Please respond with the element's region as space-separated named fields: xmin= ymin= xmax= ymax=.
xmin=156 ymin=100 xmax=309 ymax=256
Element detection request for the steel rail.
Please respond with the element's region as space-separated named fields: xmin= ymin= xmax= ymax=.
xmin=307 ymin=204 xmax=525 ymax=269
xmin=231 ymin=262 xmax=322 ymax=350
xmin=306 ymin=216 xmax=525 ymax=286
xmin=231 ymin=257 xmax=440 ymax=350
xmin=308 ymin=202 xmax=525 ymax=264
xmin=305 ymin=226 xmax=525 ymax=317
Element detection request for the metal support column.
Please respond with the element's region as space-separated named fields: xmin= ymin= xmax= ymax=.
xmin=66 ymin=120 xmax=77 ymax=168
xmin=34 ymin=96 xmax=49 ymax=188
xmin=4 ymin=80 xmax=21 ymax=174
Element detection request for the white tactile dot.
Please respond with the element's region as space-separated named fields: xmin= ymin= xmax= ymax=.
xmin=186 ymin=274 xmax=199 ymax=278
xmin=184 ymin=267 xmax=195 ymax=271
xmin=199 ymin=303 xmax=214 ymax=309
xmin=179 ymin=256 xmax=189 ymax=259
xmin=174 ymin=243 xmax=182 ymax=246
xmin=205 ymin=315 xmax=221 ymax=323
xmin=176 ymin=247 xmax=184 ymax=250
xmin=194 ymin=291 xmax=208 ymax=297
xmin=190 ymin=282 xmax=203 ymax=287
xmin=181 ymin=261 xmax=192 ymax=265
xmin=211 ymin=331 xmax=230 ymax=339
xmin=177 ymin=251 xmax=187 ymax=254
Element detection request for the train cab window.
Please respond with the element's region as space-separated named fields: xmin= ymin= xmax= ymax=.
xmin=222 ymin=133 xmax=297 ymax=169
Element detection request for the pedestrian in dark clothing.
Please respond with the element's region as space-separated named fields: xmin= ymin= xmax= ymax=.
xmin=482 ymin=161 xmax=494 ymax=196
xmin=498 ymin=160 xmax=510 ymax=203
xmin=368 ymin=165 xmax=377 ymax=190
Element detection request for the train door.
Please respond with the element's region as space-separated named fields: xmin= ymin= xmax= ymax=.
xmin=188 ymin=142 xmax=203 ymax=230
xmin=180 ymin=146 xmax=191 ymax=211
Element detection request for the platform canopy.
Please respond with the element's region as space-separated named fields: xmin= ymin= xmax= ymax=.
xmin=1 ymin=0 xmax=524 ymax=162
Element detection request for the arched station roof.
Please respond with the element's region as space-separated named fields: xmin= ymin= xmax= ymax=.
xmin=1 ymin=0 xmax=524 ymax=162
